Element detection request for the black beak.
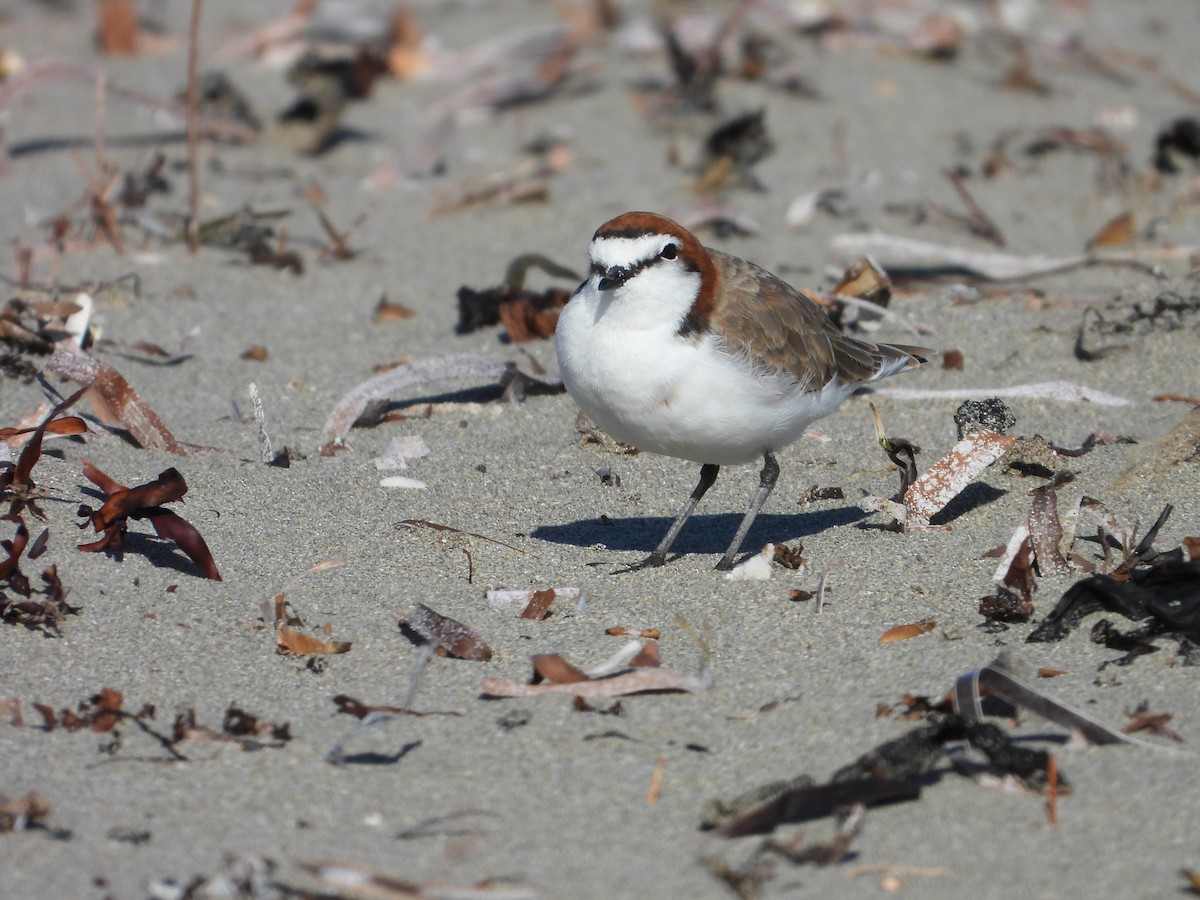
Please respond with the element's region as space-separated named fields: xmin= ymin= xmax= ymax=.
xmin=598 ymin=266 xmax=629 ymax=292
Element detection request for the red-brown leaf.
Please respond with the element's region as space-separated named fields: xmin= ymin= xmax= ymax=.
xmin=146 ymin=509 xmax=222 ymax=581
xmin=532 ymin=653 xmax=590 ymax=684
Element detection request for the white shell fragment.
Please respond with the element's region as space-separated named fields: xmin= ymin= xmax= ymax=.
xmin=379 ymin=475 xmax=427 ymax=489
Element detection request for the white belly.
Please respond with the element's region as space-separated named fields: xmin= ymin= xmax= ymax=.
xmin=556 ymin=291 xmax=853 ymax=466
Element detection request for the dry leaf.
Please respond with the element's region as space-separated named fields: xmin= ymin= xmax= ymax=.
xmin=78 ymin=460 xmax=222 ymax=581
xmin=482 ymin=661 xmax=711 ymax=699
xmin=374 ymin=296 xmax=416 ymax=322
xmin=404 ymin=603 xmax=493 ymax=661
xmin=520 ymin=588 xmax=557 ymax=620
xmin=1086 ymin=211 xmax=1135 ymax=250
xmin=97 ymin=0 xmax=139 ymax=56
xmin=276 ymin=625 xmax=351 ymax=656
xmin=532 ymin=653 xmax=589 ymax=683
xmin=386 ymin=4 xmax=432 ymax=79
xmin=878 ymin=621 xmax=936 ymax=644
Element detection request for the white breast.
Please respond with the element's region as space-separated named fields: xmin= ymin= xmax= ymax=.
xmin=556 ymin=279 xmax=852 ymax=466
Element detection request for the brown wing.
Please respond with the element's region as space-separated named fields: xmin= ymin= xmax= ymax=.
xmin=706 ymin=249 xmax=930 ymax=391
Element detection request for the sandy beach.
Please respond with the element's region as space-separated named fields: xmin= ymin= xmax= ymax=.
xmin=2 ymin=1 xmax=1200 ymax=897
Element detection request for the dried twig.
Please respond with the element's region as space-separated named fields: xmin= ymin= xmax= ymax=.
xmin=871 ymin=381 xmax=1130 ymax=406
xmin=185 ymin=0 xmax=203 ymax=253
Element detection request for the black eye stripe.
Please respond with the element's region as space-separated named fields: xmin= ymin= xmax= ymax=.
xmin=593 ymin=240 xmax=691 ymax=290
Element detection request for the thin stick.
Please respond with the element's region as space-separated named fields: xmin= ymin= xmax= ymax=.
xmin=940 ymin=168 xmax=1006 ymax=247
xmin=94 ymin=64 xmax=107 ymax=169
xmin=1046 ymin=754 xmax=1059 ymax=825
xmin=646 ymin=755 xmax=667 ymax=806
xmin=185 ymin=0 xmax=203 ymax=253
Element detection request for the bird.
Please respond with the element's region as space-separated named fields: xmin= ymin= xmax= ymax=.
xmin=554 ymin=211 xmax=932 ymax=571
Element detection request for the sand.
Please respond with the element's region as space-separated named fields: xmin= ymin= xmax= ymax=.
xmin=2 ymin=1 xmax=1200 ymax=897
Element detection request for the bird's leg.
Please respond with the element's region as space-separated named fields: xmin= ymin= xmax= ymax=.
xmin=715 ymin=451 xmax=779 ymax=571
xmin=631 ymin=463 xmax=720 ymax=570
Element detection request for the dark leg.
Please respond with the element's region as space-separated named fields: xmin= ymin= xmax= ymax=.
xmin=715 ymin=451 xmax=779 ymax=571
xmin=630 ymin=463 xmax=720 ymax=570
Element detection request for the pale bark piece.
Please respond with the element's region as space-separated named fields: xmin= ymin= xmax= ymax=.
xmin=871 ymin=381 xmax=1131 ymax=406
xmin=831 ymin=232 xmax=1200 ymax=282
xmin=904 ymin=431 xmax=1017 ymax=528
xmin=42 ymin=352 xmax=213 ymax=456
xmin=322 ymin=354 xmax=511 ymax=444
xmin=480 ymin=667 xmax=712 ymax=699
xmin=485 ymin=587 xmax=583 ymax=611
xmin=404 ymin=603 xmax=493 ymax=661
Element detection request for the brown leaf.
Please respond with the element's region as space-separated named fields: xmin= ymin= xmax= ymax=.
xmin=0 ymin=518 xmax=29 ymax=582
xmin=97 ymin=0 xmax=139 ymax=55
xmin=83 ymin=464 xmax=187 ymax=530
xmin=276 ymin=625 xmax=352 ymax=656
xmin=495 ymin=292 xmax=565 ymax=342
xmin=771 ymin=543 xmax=807 ymax=570
xmin=146 ymin=509 xmax=222 ymax=582
xmin=78 ymin=461 xmax=222 ymax=581
xmin=386 ymin=4 xmax=432 ymax=79
xmin=878 ymin=620 xmax=937 ymax=644
xmin=532 ymin=653 xmax=589 ymax=683
xmin=0 ymin=416 xmax=88 ymax=442
xmin=374 ymin=296 xmax=416 ymax=322
xmin=89 ymin=687 xmax=124 ymax=733
xmin=4 ymin=386 xmax=90 ymax=506
xmin=941 ymin=349 xmax=964 ymax=371
xmin=519 ymin=588 xmax=557 ymax=620
xmin=404 ymin=603 xmax=493 ymax=661
xmin=1086 ymin=210 xmax=1135 ymax=250
xmin=0 ymin=792 xmax=52 ymax=833
xmin=240 ymin=345 xmax=270 ymax=362
xmin=630 ymin=640 xmax=662 ymax=668
xmin=1037 ymin=668 xmax=1067 ymax=678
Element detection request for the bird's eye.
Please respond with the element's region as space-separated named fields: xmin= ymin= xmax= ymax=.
xmin=660 ymin=243 xmax=678 ymax=260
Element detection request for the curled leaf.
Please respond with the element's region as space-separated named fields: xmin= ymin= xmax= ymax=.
xmin=878 ymin=621 xmax=937 ymax=644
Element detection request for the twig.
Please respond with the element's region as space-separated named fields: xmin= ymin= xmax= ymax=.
xmin=397 ymin=519 xmax=527 ymax=555
xmin=1046 ymin=755 xmax=1059 ymax=825
xmin=185 ymin=0 xmax=203 ymax=253
xmin=937 ymin=168 xmax=1006 ymax=247
xmin=646 ymin=756 xmax=667 ymax=806
xmin=814 ymin=569 xmax=829 ymax=613
xmin=94 ymin=65 xmax=107 ymax=169
xmin=246 ymin=382 xmax=274 ymax=464
xmin=870 ymin=380 xmax=1130 ymax=406
xmin=830 ymin=232 xmax=1199 ymax=282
